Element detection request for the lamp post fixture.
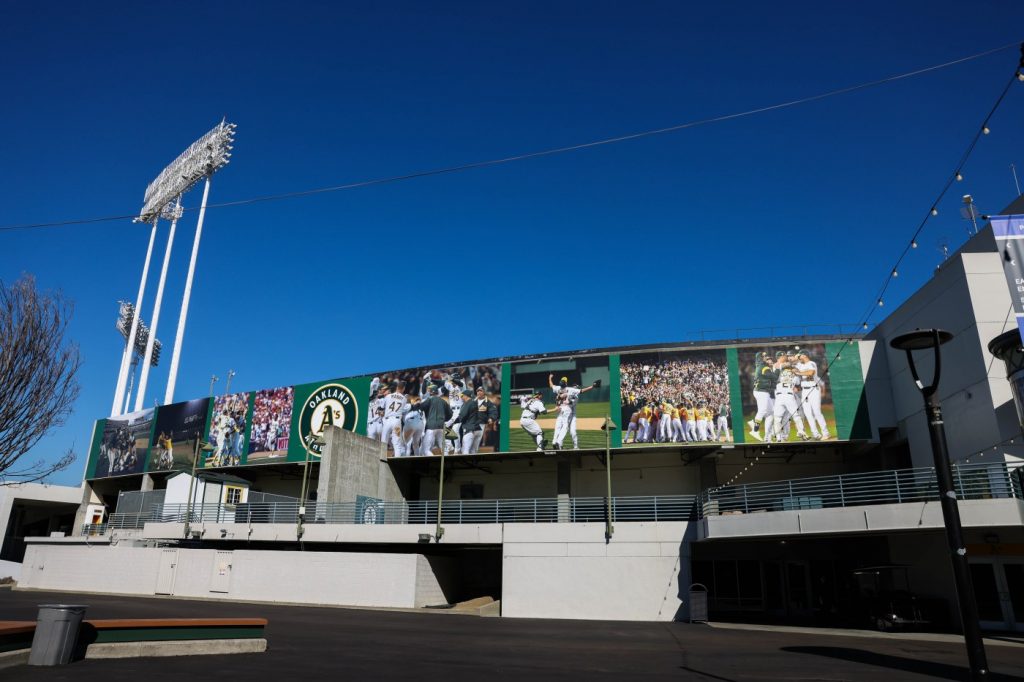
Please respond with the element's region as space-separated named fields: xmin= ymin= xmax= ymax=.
xmin=890 ymin=329 xmax=988 ymax=680
xmin=601 ymin=416 xmax=618 ymax=542
xmin=435 ymin=432 xmax=457 ymax=543
xmin=183 ymin=436 xmax=215 ymax=540
xmin=297 ymin=433 xmax=326 ymax=544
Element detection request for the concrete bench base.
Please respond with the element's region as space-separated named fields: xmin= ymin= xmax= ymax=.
xmin=85 ymin=638 xmax=268 ymax=658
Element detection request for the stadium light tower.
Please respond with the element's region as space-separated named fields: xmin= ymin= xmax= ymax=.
xmin=111 ymin=222 xmax=158 ymax=416
xmin=124 ymin=119 xmax=236 ymax=409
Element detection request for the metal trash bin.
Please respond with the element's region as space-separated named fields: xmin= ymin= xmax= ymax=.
xmin=28 ymin=604 xmax=87 ymax=666
xmin=688 ymin=583 xmax=708 ymax=624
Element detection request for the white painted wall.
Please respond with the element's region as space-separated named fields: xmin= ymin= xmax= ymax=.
xmin=19 ymin=544 xmax=438 ymax=609
xmin=501 ymin=522 xmax=691 ymax=621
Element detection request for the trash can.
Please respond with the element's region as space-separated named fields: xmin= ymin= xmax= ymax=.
xmin=28 ymin=604 xmax=87 ymax=666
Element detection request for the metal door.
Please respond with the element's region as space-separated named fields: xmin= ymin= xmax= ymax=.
xmin=972 ymin=558 xmax=1024 ymax=631
xmin=210 ymin=551 xmax=233 ymax=593
xmin=155 ymin=549 xmax=178 ymax=595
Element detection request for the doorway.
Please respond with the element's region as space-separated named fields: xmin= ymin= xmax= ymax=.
xmin=970 ymin=558 xmax=1024 ymax=631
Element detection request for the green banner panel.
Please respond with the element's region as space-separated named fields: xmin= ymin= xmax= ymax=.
xmin=288 ymin=376 xmax=370 ymax=461
xmin=609 ymin=354 xmax=622 ymax=448
xmin=85 ymin=419 xmax=105 ymax=479
xmin=727 ymin=348 xmax=745 ymax=444
xmin=499 ymin=363 xmax=511 ymax=452
xmin=826 ymin=341 xmax=871 ymax=440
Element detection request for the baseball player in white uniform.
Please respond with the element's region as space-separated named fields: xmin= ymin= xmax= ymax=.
xmin=402 ymin=403 xmax=426 ymax=456
xmin=518 ymin=393 xmax=549 ymax=451
xmin=381 ymin=382 xmax=410 ymax=456
xmin=772 ymin=353 xmax=810 ymax=441
xmin=443 ymin=379 xmax=465 ymax=455
xmin=366 ymin=387 xmax=386 ymax=442
xmin=748 ymin=351 xmax=776 ymax=443
xmin=548 ymin=374 xmax=599 ymax=450
xmin=795 ymin=351 xmax=830 ymax=440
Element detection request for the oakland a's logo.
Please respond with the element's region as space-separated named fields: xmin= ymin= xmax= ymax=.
xmin=298 ymin=383 xmax=359 ymax=456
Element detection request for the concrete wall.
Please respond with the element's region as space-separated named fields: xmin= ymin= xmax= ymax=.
xmin=699 ymin=498 xmax=1024 ymax=540
xmin=318 ymin=426 xmax=401 ymax=503
xmin=501 ymin=522 xmax=692 ymax=621
xmin=864 ymin=229 xmax=1021 ymax=467
xmin=18 ymin=544 xmax=448 ymax=609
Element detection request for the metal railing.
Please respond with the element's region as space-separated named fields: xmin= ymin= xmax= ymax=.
xmin=699 ymin=461 xmax=1024 ymax=518
xmin=89 ymin=495 xmax=697 ymax=533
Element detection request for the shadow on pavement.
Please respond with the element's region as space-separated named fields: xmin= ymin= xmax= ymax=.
xmin=781 ymin=646 xmax=1024 ymax=682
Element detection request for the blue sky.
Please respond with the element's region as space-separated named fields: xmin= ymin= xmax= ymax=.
xmin=3 ymin=2 xmax=1024 ymax=485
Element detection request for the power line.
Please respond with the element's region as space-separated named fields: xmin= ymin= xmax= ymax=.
xmin=1 ymin=41 xmax=1019 ymax=233
xmin=823 ymin=55 xmax=1023 ymax=378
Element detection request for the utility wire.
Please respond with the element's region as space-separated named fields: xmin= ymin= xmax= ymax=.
xmin=1 ymin=41 xmax=1019 ymax=233
xmin=823 ymin=64 xmax=1021 ymax=377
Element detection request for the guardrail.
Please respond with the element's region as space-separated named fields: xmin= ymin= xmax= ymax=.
xmin=698 ymin=461 xmax=1024 ymax=518
xmin=88 ymin=495 xmax=698 ymax=534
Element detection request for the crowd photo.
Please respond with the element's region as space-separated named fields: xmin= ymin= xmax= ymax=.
xmin=248 ymin=386 xmax=294 ymax=462
xmin=620 ymin=350 xmax=733 ymax=445
xmin=367 ymin=364 xmax=502 ymax=457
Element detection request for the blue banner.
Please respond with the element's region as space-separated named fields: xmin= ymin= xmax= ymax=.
xmin=991 ymin=214 xmax=1024 ymax=344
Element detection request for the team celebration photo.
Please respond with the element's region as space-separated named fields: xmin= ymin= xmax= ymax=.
xmin=369 ymin=364 xmax=502 ymax=457
xmin=737 ymin=344 xmax=835 ymax=444
xmin=620 ymin=350 xmax=732 ymax=446
xmin=510 ymin=356 xmax=610 ymax=452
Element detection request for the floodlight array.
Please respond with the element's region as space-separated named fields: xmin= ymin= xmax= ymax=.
xmin=137 ymin=120 xmax=236 ymax=223
xmin=116 ymin=301 xmax=162 ymax=366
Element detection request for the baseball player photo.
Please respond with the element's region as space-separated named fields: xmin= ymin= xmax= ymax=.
xmin=372 ymin=364 xmax=502 ymax=457
xmin=207 ymin=391 xmax=249 ymax=468
xmin=146 ymin=398 xmax=211 ymax=471
xmin=510 ymin=356 xmax=610 ymax=452
xmin=619 ymin=350 xmax=732 ymax=446
xmin=738 ymin=344 xmax=836 ymax=444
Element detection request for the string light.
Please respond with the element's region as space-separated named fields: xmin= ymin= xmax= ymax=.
xmin=983 ymin=126 xmax=991 ymax=135
xmin=877 ymin=298 xmax=884 ymax=306
xmin=956 ymin=172 xmax=963 ymax=181
xmin=911 ymin=240 xmax=918 ymax=249
xmin=931 ymin=207 xmax=939 ymax=216
xmin=892 ymin=269 xmax=899 ymax=278
xmin=862 ymin=322 xmax=869 ymax=330
xmin=1018 ymin=72 xmax=1024 ymax=82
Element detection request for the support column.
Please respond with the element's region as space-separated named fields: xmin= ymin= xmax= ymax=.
xmin=557 ymin=460 xmax=571 ymax=522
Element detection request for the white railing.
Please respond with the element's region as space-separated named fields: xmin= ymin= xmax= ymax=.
xmin=699 ymin=461 xmax=1024 ymax=517
xmin=90 ymin=495 xmax=698 ymax=533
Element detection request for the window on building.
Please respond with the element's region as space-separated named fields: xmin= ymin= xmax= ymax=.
xmin=225 ymin=487 xmax=242 ymax=506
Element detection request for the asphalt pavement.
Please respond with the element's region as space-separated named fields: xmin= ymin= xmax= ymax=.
xmin=2 ymin=588 xmax=1023 ymax=681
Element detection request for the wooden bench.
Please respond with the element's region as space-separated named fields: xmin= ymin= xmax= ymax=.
xmin=80 ymin=618 xmax=268 ymax=644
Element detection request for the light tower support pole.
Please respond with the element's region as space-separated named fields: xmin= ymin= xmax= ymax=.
xmin=135 ymin=200 xmax=181 ymax=411
xmin=165 ymin=176 xmax=212 ymax=405
xmin=111 ymin=219 xmax=158 ymax=416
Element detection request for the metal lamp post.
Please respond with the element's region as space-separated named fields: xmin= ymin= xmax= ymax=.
xmin=183 ymin=436 xmax=215 ymax=540
xmin=890 ymin=329 xmax=988 ymax=680
xmin=297 ymin=434 xmax=326 ymax=544
xmin=601 ymin=416 xmax=618 ymax=542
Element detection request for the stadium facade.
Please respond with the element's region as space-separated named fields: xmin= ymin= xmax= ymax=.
xmin=18 ymin=197 xmax=1024 ymax=631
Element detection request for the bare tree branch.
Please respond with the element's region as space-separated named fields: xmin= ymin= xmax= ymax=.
xmin=0 ymin=275 xmax=81 ymax=482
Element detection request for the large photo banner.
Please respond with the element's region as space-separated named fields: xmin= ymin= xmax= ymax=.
xmin=619 ymin=350 xmax=733 ymax=446
xmin=737 ymin=343 xmax=835 ymax=443
xmin=205 ymin=392 xmax=251 ymax=468
xmin=94 ymin=408 xmax=154 ymax=478
xmin=247 ymin=386 xmax=294 ymax=463
xmin=367 ymin=365 xmax=501 ymax=457
xmin=147 ymin=398 xmax=211 ymax=472
xmin=510 ymin=356 xmax=610 ymax=451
